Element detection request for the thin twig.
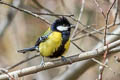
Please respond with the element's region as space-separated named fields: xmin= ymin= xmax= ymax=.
xmin=6 ymin=54 xmax=40 ymax=70
xmin=0 ymin=1 xmax=51 ymax=25
xmin=113 ymin=0 xmax=119 ymax=25
xmin=72 ymin=22 xmax=120 ymax=41
xmin=104 ymin=0 xmax=116 ymax=45
xmin=70 ymin=16 xmax=86 ymax=27
xmin=92 ymin=58 xmax=113 ymax=72
xmin=34 ymin=12 xmax=74 ymax=17
xmin=71 ymin=41 xmax=85 ymax=52
xmin=81 ymin=29 xmax=103 ymax=43
xmin=101 ymin=0 xmax=116 ymax=80
xmin=104 ymin=0 xmax=116 ymax=68
xmin=71 ymin=0 xmax=85 ymax=38
xmin=94 ymin=0 xmax=106 ymax=19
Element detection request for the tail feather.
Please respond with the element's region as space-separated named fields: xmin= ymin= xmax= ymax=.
xmin=17 ymin=46 xmax=36 ymax=53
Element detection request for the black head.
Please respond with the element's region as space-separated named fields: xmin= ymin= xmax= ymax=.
xmin=51 ymin=17 xmax=71 ymax=32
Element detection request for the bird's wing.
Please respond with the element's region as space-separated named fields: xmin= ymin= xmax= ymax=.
xmin=35 ymin=28 xmax=52 ymax=46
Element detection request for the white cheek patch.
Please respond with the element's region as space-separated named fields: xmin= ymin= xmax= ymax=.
xmin=57 ymin=26 xmax=69 ymax=31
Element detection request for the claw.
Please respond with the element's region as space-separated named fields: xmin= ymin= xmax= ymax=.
xmin=61 ymin=56 xmax=72 ymax=64
xmin=61 ymin=56 xmax=67 ymax=62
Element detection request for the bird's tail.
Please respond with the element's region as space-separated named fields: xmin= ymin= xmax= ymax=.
xmin=17 ymin=46 xmax=36 ymax=53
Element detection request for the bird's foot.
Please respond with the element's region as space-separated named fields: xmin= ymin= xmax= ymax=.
xmin=61 ymin=56 xmax=67 ymax=62
xmin=61 ymin=56 xmax=72 ymax=64
xmin=40 ymin=56 xmax=45 ymax=66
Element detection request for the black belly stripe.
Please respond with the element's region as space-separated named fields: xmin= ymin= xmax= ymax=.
xmin=49 ymin=31 xmax=70 ymax=58
xmin=49 ymin=43 xmax=65 ymax=58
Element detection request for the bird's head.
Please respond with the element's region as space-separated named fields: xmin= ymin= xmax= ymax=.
xmin=51 ymin=17 xmax=72 ymax=32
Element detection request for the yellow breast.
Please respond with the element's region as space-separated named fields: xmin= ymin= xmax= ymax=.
xmin=39 ymin=32 xmax=62 ymax=57
xmin=64 ymin=39 xmax=70 ymax=55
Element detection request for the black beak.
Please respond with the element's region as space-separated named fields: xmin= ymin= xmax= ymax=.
xmin=70 ymin=25 xmax=75 ymax=28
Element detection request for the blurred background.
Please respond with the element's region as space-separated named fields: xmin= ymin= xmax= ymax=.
xmin=0 ymin=0 xmax=120 ymax=80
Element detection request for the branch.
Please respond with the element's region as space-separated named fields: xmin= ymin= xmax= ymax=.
xmin=0 ymin=40 xmax=120 ymax=80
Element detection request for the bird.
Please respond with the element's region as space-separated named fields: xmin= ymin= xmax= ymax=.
xmin=17 ymin=17 xmax=72 ymax=65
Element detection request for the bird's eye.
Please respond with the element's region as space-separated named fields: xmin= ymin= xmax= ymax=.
xmin=57 ymin=26 xmax=69 ymax=31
